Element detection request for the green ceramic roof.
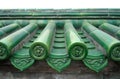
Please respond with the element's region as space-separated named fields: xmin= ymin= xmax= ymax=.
xmin=0 ymin=9 xmax=120 ymax=73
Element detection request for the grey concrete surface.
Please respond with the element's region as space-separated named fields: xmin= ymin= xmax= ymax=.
xmin=0 ymin=72 xmax=119 ymax=79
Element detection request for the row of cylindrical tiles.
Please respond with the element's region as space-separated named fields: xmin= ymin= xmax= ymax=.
xmin=0 ymin=20 xmax=120 ymax=72
xmin=0 ymin=20 xmax=49 ymax=59
xmin=2 ymin=9 xmax=120 ymax=16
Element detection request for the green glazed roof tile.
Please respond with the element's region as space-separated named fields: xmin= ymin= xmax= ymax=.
xmin=56 ymin=30 xmax=64 ymax=34
xmin=83 ymin=49 xmax=108 ymax=72
xmin=65 ymin=21 xmax=88 ymax=60
xmin=29 ymin=21 xmax=56 ymax=60
xmin=10 ymin=48 xmax=35 ymax=71
xmin=50 ymin=48 xmax=68 ymax=58
xmin=83 ymin=56 xmax=108 ymax=72
xmin=87 ymin=49 xmax=104 ymax=57
xmin=55 ymin=34 xmax=64 ymax=38
xmin=77 ymin=30 xmax=108 ymax=72
xmin=46 ymin=27 xmax=71 ymax=72
xmin=82 ymin=38 xmax=91 ymax=43
xmin=46 ymin=57 xmax=71 ymax=72
xmin=53 ymin=43 xmax=66 ymax=48
xmin=86 ymin=43 xmax=95 ymax=49
xmin=79 ymin=34 xmax=87 ymax=38
xmin=54 ymin=38 xmax=65 ymax=43
xmin=12 ymin=48 xmax=30 ymax=57
xmin=0 ymin=18 xmax=119 ymax=73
